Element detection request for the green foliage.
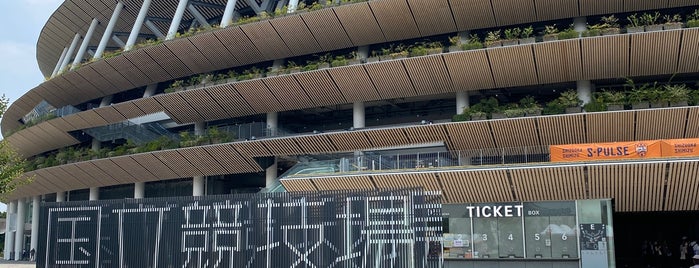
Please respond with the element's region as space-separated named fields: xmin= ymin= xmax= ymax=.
xmin=544 ymin=25 xmax=559 ymax=35
xmin=558 ymin=90 xmax=582 ymax=107
xmin=688 ymin=20 xmax=699 ymax=28
xmin=601 ymin=15 xmax=620 ymax=28
xmin=663 ymin=14 xmax=682 ymax=24
xmin=543 ymin=99 xmax=566 ymax=115
xmin=627 ymin=13 xmax=642 ymax=27
xmin=330 ymin=56 xmax=348 ymax=67
xmin=521 ymin=26 xmax=534 ymax=38
xmin=557 ymin=29 xmax=579 ymax=39
xmin=0 ymin=140 xmax=31 ymax=201
xmin=640 ymin=11 xmax=661 ymax=26
xmin=409 ymin=44 xmax=428 ymax=57
xmin=485 ymin=30 xmax=501 ymax=45
xmin=664 ymin=84 xmax=691 ymax=103
xmin=583 ymin=99 xmax=607 ymax=112
xmin=504 ymin=27 xmax=521 ymax=40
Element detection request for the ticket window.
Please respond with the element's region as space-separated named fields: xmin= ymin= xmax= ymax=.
xmin=523 ymin=201 xmax=578 ymax=259
xmin=442 ymin=206 xmax=473 ymax=259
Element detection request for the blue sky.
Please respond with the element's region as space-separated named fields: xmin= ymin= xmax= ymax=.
xmin=0 ymin=0 xmax=64 ymax=211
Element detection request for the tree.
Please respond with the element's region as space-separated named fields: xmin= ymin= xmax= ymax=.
xmin=0 ymin=95 xmax=31 ymax=201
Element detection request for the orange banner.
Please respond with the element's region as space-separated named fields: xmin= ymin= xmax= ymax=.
xmin=661 ymin=138 xmax=699 ymax=158
xmin=550 ymin=140 xmax=662 ymax=162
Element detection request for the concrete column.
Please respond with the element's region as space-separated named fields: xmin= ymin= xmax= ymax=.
xmin=166 ymin=0 xmax=190 ymax=40
xmin=3 ymin=201 xmax=13 ymax=259
xmin=353 ymin=102 xmax=365 ymax=129
xmin=577 ymin=80 xmax=593 ymax=105
xmin=100 ymin=95 xmax=113 ymax=107
xmin=5 ymin=201 xmax=16 ymax=260
xmin=71 ymin=18 xmax=99 ymax=70
xmin=287 ymin=0 xmax=299 ymax=13
xmin=51 ymin=47 xmax=69 ymax=77
xmin=94 ymin=1 xmax=124 ymax=59
xmin=265 ymin=158 xmax=278 ymax=188
xmin=220 ymin=0 xmax=239 ymax=27
xmin=14 ymin=199 xmax=26 ymax=261
xmin=134 ymin=182 xmax=145 ymax=199
xmin=188 ymin=4 xmax=211 ymax=28
xmin=193 ymin=176 xmax=205 ymax=196
xmin=89 ymin=187 xmax=99 ymax=201
xmin=357 ymin=46 xmax=369 ymax=59
xmin=458 ymin=31 xmax=470 ymax=44
xmin=59 ymin=33 xmax=82 ymax=73
xmin=574 ymin=17 xmax=587 ymax=36
xmin=30 ymin=196 xmax=39 ymax=255
xmin=56 ymin=192 xmax=65 ymax=202
xmin=456 ymin=91 xmax=470 ymax=114
xmin=143 ymin=84 xmax=158 ymax=98
xmin=194 ymin=121 xmax=206 ymax=136
xmin=125 ymin=0 xmax=154 ymax=50
xmin=266 ymin=112 xmax=278 ymax=136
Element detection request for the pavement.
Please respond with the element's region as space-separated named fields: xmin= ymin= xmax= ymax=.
xmin=0 ymin=260 xmax=35 ymax=267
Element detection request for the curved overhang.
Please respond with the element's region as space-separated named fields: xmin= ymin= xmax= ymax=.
xmin=15 ymin=0 xmax=697 ymax=135
xmin=7 ymin=106 xmax=699 ymax=200
xmin=6 ymin=29 xmax=699 ymax=158
xmin=281 ymin=159 xmax=699 ymax=212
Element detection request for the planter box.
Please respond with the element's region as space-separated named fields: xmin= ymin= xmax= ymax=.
xmin=645 ymin=25 xmax=664 ymax=32
xmin=348 ymin=59 xmax=361 ymax=65
xmin=626 ymin=26 xmax=644 ymax=33
xmin=486 ymin=41 xmax=503 ymax=48
xmin=471 ymin=114 xmax=487 ymax=121
xmin=448 ymin=46 xmax=462 ymax=52
xmin=365 ymin=57 xmax=380 ymax=63
xmin=391 ymin=55 xmax=408 ymax=60
xmin=318 ymin=62 xmax=331 ymax=69
xmin=632 ymin=102 xmax=650 ymax=109
xmin=664 ymin=23 xmax=683 ymax=30
xmin=491 ymin=113 xmax=506 ymax=119
xmin=287 ymin=67 xmax=301 ymax=74
xmin=427 ymin=48 xmax=443 ymax=55
xmin=501 ymin=40 xmax=519 ymax=46
xmin=601 ymin=28 xmax=621 ymax=36
xmin=606 ymin=104 xmax=625 ymax=111
xmin=650 ymin=101 xmax=668 ymax=108
xmin=565 ymin=107 xmax=582 ymax=114
xmin=543 ymin=35 xmax=558 ymax=42
xmin=519 ymin=37 xmax=536 ymax=44
xmin=670 ymin=101 xmax=688 ymax=107
xmin=525 ymin=110 xmax=542 ymax=116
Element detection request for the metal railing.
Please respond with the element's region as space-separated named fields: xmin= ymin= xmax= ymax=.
xmin=281 ymin=146 xmax=551 ymax=178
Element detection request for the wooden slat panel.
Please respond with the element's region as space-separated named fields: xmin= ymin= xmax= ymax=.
xmin=188 ymin=31 xmax=240 ymax=70
xmin=178 ymin=89 xmax=230 ymax=121
xmin=87 ymin=60 xmax=135 ymax=91
xmin=76 ymin=110 xmax=108 ymax=127
xmin=487 ymin=45 xmax=538 ymax=88
xmin=440 ymin=170 xmax=512 ymax=203
xmin=177 ymin=147 xmax=229 ymax=175
xmin=128 ymin=153 xmax=179 ymax=180
xmin=131 ymin=97 xmax=165 ymax=115
xmin=234 ymin=80 xmax=282 ymax=113
xmin=61 ymin=113 xmax=91 ymax=130
xmin=292 ymin=135 xmax=337 ymax=154
xmin=93 ymin=106 xmax=127 ymax=123
xmin=403 ymin=55 xmax=455 ymax=96
xmin=263 ymin=75 xmax=315 ymax=110
xmin=623 ymin=0 xmax=667 ymax=12
xmin=668 ymin=0 xmax=697 ymax=7
xmin=205 ymin=84 xmax=256 ymax=117
xmin=326 ymin=132 xmax=373 ymax=151
xmin=75 ymin=161 xmax=120 ymax=186
xmin=534 ymin=39 xmax=584 ymax=84
xmin=214 ymin=26 xmax=265 ymax=65
xmin=78 ymin=66 xmax=118 ymax=95
xmin=491 ymin=0 xmax=536 ymax=26
xmin=60 ymin=164 xmax=100 ymax=188
xmin=240 ymin=21 xmax=293 ymax=60
xmin=122 ymin=49 xmax=170 ymax=82
xmin=103 ymin=54 xmax=151 ymax=86
xmin=538 ymin=114 xmax=587 ymax=145
xmin=233 ymin=141 xmax=272 ymax=157
xmin=635 ymin=108 xmax=688 ymax=140
xmin=281 ymin=179 xmax=317 ymax=192
xmin=588 ymin=163 xmax=665 ymax=212
xmin=630 ymin=31 xmax=681 ymax=77
xmin=152 ymin=150 xmax=203 ymax=178
xmin=259 ymin=138 xmax=303 ymax=156
xmin=327 ymin=65 xmax=380 ymax=102
xmin=312 ymin=176 xmax=375 ymax=191
xmin=164 ymin=38 xmax=214 ymax=75
xmin=112 ymin=101 xmax=147 ymax=119
xmin=443 ymin=50 xmax=496 ymax=91
xmin=581 ymin=35 xmax=630 ymax=79
xmin=142 ymin=45 xmax=190 ymax=80
xmin=686 ymin=107 xmax=699 ymax=138
xmin=205 ymin=145 xmax=260 ymax=174
xmin=406 ymin=0 xmax=457 ymax=36
xmin=586 ymin=111 xmax=635 ymax=143
xmin=404 ymin=125 xmax=449 ymax=145
xmin=579 ymin=0 xmax=623 ymax=16
xmin=373 ymin=173 xmax=442 ymax=192
xmin=333 ymin=3 xmax=386 ymax=46
xmin=368 ymin=0 xmax=420 ymax=41
xmin=534 ymin=0 xmax=579 ymax=21
xmin=364 ymin=61 xmax=417 ymax=99
xmin=294 ymin=70 xmax=346 ymax=106
xmin=510 ymin=166 xmax=586 ymax=201
xmin=489 ymin=118 xmax=540 ymax=148
xmin=677 ymin=28 xmax=699 ymax=74
xmin=665 ymin=161 xmax=699 ymax=211
xmin=154 ymin=93 xmax=204 ymax=123
xmin=268 ymin=15 xmax=321 ymax=56
xmin=363 ymin=128 xmax=410 ymax=148
xmin=299 ymin=8 xmax=352 ymax=51
xmin=445 ymin=121 xmax=496 ymax=150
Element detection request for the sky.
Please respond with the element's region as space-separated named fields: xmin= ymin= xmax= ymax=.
xmin=0 ymin=0 xmax=64 ymax=212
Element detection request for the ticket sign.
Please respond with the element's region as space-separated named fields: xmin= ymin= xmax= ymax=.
xmin=661 ymin=138 xmax=699 ymax=157
xmin=550 ymin=140 xmax=662 ymax=162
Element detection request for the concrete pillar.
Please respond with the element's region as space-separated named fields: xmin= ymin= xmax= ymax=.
xmin=5 ymin=201 xmax=16 ymax=260
xmin=143 ymin=84 xmax=158 ymax=98
xmin=456 ymin=91 xmax=470 ymax=114
xmin=100 ymin=95 xmax=113 ymax=107
xmin=166 ymin=0 xmax=190 ymax=40
xmin=59 ymin=33 xmax=82 ymax=73
xmin=94 ymin=1 xmax=124 ymax=59
xmin=265 ymin=158 xmax=278 ymax=188
xmin=266 ymin=112 xmax=278 ymax=136
xmin=220 ymin=0 xmax=238 ymax=27
xmin=3 ymin=201 xmax=13 ymax=259
xmin=357 ymin=46 xmax=369 ymax=59
xmin=574 ymin=17 xmax=587 ymax=36
xmin=193 ymin=176 xmax=205 ymax=196
xmin=287 ymin=0 xmax=300 ymax=13
xmin=89 ymin=187 xmax=99 ymax=201
xmin=458 ymin=31 xmax=470 ymax=44
xmin=56 ymin=192 xmax=65 ymax=202
xmin=71 ymin=18 xmax=99 ymax=70
xmin=30 ymin=196 xmax=39 ymax=256
xmin=577 ymin=80 xmax=593 ymax=105
xmin=188 ymin=4 xmax=211 ymax=28
xmin=51 ymin=47 xmax=69 ymax=77
xmin=15 ymin=199 xmax=26 ymax=261
xmin=125 ymin=0 xmax=154 ymax=50
xmin=134 ymin=182 xmax=145 ymax=199
xmin=353 ymin=102 xmax=365 ymax=129
xmin=194 ymin=121 xmax=206 ymax=136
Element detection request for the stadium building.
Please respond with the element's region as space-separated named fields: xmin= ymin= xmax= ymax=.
xmin=2 ymin=0 xmax=699 ymax=267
